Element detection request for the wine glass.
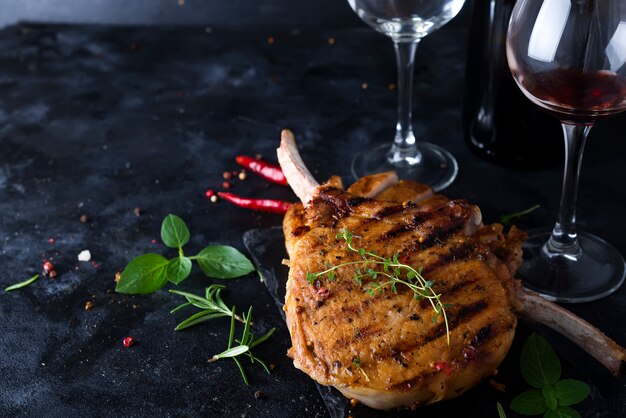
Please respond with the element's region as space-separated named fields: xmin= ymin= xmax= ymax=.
xmin=507 ymin=0 xmax=626 ymax=302
xmin=347 ymin=0 xmax=465 ymax=191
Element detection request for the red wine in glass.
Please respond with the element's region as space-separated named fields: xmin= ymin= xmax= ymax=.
xmin=506 ymin=0 xmax=626 ymax=302
xmin=517 ymin=68 xmax=626 ymax=122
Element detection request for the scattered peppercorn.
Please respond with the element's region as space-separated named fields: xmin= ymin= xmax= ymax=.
xmin=328 ymin=37 xmax=336 ymax=45
xmin=254 ymin=390 xmax=265 ymax=400
xmin=222 ymin=181 xmax=231 ymax=189
xmin=433 ymin=361 xmax=453 ymax=376
xmin=49 ymin=270 xmax=58 ymax=279
xmin=238 ymin=171 xmax=247 ymax=181
xmin=388 ymin=83 xmax=397 ymax=91
xmin=84 ymin=301 xmax=94 ymax=310
xmin=350 ymin=399 xmax=359 ymax=407
xmin=43 ymin=261 xmax=54 ymax=273
xmin=254 ymin=153 xmax=262 ymax=160
xmin=205 ymin=189 xmax=215 ymax=198
xmin=223 ymin=171 xmax=232 ymax=180
xmin=48 ymin=238 xmax=55 ymax=244
xmin=269 ymin=364 xmax=275 ymax=370
xmin=267 ymin=36 xmax=275 ymax=44
xmin=210 ymin=195 xmax=218 ymax=203
xmin=133 ymin=207 xmax=142 ymax=216
xmin=80 ymin=214 xmax=89 ymax=223
xmin=123 ymin=336 xmax=135 ymax=347
xmin=361 ymin=82 xmax=368 ymax=90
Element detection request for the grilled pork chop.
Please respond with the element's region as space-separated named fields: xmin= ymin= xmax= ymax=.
xmin=277 ymin=130 xmax=626 ymax=410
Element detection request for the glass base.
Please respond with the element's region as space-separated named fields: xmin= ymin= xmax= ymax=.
xmin=518 ymin=229 xmax=626 ymax=303
xmin=350 ymin=142 xmax=458 ymax=192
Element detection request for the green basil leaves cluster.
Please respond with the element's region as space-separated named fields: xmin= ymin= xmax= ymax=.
xmin=115 ymin=214 xmax=255 ymax=294
xmin=510 ymin=333 xmax=590 ymax=418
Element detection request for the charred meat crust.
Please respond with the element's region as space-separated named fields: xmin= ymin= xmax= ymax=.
xmin=284 ymin=181 xmax=519 ymax=408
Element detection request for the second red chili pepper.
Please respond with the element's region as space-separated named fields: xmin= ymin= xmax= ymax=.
xmin=218 ymin=192 xmax=292 ymax=214
xmin=235 ymin=155 xmax=288 ymax=186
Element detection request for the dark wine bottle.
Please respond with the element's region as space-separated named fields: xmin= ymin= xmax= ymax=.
xmin=462 ymin=0 xmax=562 ymax=167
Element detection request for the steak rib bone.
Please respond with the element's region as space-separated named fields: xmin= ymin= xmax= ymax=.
xmin=277 ymin=129 xmax=319 ymax=204
xmin=278 ymin=129 xmax=626 ymax=377
xmin=513 ymin=285 xmax=625 ymax=376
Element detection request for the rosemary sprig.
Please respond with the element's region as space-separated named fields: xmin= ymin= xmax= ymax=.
xmin=500 ymin=204 xmax=540 ymax=226
xmin=307 ymin=228 xmax=450 ymax=344
xmin=169 ymin=285 xmax=245 ymax=330
xmin=208 ymin=306 xmax=275 ymax=385
xmin=4 ymin=274 xmax=40 ymax=292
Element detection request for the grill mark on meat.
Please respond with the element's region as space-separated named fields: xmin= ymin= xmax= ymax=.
xmin=347 ymin=196 xmax=372 ymax=208
xmin=420 ymin=242 xmax=478 ymax=276
xmin=388 ymin=370 xmax=438 ymax=392
xmin=414 ymin=221 xmax=467 ymax=251
xmin=375 ymin=211 xmax=457 ymax=243
xmin=437 ymin=277 xmax=479 ymax=300
xmin=373 ymin=205 xmax=408 ymax=220
xmin=350 ymin=300 xmax=490 ymax=361
xmin=423 ymin=300 xmax=489 ymax=345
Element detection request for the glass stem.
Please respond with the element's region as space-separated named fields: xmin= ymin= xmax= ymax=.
xmin=546 ymin=123 xmax=592 ymax=255
xmin=388 ymin=40 xmax=421 ymax=165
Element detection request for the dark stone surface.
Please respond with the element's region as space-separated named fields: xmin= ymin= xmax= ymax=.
xmin=0 ymin=22 xmax=625 ymax=417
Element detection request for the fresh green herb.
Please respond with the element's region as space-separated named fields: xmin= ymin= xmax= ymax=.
xmin=169 ymin=285 xmax=245 ymax=330
xmin=4 ymin=274 xmax=40 ymax=292
xmin=207 ymin=306 xmax=275 ymax=385
xmin=191 ymin=246 xmax=255 ymax=279
xmin=161 ymin=214 xmax=190 ymax=251
xmin=500 ymin=204 xmax=540 ymax=226
xmin=307 ymin=228 xmax=450 ymax=344
xmin=115 ymin=214 xmax=255 ymax=294
xmin=497 ymin=402 xmax=507 ymax=418
xmin=510 ymin=333 xmax=590 ymax=417
xmin=352 ymin=356 xmax=370 ymax=382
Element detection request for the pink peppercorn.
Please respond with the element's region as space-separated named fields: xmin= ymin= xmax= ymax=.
xmin=123 ymin=336 xmax=135 ymax=347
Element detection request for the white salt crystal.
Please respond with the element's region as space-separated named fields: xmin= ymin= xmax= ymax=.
xmin=78 ymin=250 xmax=91 ymax=262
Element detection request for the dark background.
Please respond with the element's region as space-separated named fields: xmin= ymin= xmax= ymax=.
xmin=0 ymin=0 xmax=360 ymax=28
xmin=0 ymin=1 xmax=625 ymax=417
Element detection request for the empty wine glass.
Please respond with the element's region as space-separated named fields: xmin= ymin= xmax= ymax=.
xmin=347 ymin=0 xmax=465 ymax=191
xmin=507 ymin=0 xmax=626 ymax=302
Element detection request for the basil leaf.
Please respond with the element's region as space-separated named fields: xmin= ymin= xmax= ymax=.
xmin=167 ymin=257 xmax=191 ymax=285
xmin=161 ymin=214 xmax=190 ymax=249
xmin=4 ymin=274 xmax=40 ymax=291
xmin=553 ymin=406 xmax=581 ymax=418
xmin=195 ymin=245 xmax=255 ymax=279
xmin=510 ymin=390 xmax=547 ymax=415
xmin=521 ymin=333 xmax=561 ymax=388
xmin=543 ymin=385 xmax=558 ymax=410
xmin=115 ymin=254 xmax=170 ymax=294
xmin=554 ymin=379 xmax=590 ymax=406
xmin=167 ymin=256 xmax=192 ymax=285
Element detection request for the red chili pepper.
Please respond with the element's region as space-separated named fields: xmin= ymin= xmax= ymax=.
xmin=217 ymin=192 xmax=292 ymax=214
xmin=235 ymin=155 xmax=288 ymax=186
